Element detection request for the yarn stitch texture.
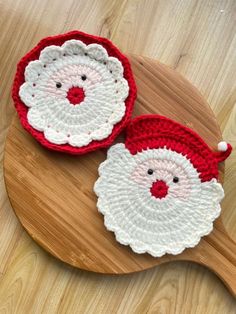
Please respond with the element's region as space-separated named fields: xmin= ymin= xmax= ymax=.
xmin=94 ymin=115 xmax=232 ymax=257
xmin=12 ymin=30 xmax=137 ymax=154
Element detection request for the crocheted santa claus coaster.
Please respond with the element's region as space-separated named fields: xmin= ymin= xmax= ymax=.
xmin=94 ymin=115 xmax=232 ymax=257
xmin=12 ymin=31 xmax=136 ymax=154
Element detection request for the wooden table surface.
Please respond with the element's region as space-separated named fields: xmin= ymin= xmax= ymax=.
xmin=0 ymin=0 xmax=235 ymax=313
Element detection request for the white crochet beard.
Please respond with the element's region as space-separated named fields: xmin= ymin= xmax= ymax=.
xmin=94 ymin=143 xmax=224 ymax=257
xmin=19 ymin=40 xmax=129 ymax=147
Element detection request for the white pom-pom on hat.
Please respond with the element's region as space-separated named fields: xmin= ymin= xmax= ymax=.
xmin=218 ymin=141 xmax=228 ymax=152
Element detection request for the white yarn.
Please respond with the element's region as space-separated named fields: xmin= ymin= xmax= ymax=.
xmin=19 ymin=40 xmax=129 ymax=147
xmin=218 ymin=141 xmax=228 ymax=152
xmin=94 ymin=144 xmax=224 ymax=257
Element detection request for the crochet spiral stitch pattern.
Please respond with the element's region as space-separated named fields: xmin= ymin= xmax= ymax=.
xmin=12 ymin=31 xmax=136 ymax=154
xmin=94 ymin=115 xmax=232 ymax=257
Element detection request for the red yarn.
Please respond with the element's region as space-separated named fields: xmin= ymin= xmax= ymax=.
xmin=67 ymin=87 xmax=85 ymax=105
xmin=125 ymin=115 xmax=232 ymax=182
xmin=150 ymin=180 xmax=169 ymax=199
xmin=12 ymin=30 xmax=137 ymax=155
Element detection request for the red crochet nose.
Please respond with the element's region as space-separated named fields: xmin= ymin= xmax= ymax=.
xmin=67 ymin=87 xmax=85 ymax=105
xmin=150 ymin=180 xmax=169 ymax=199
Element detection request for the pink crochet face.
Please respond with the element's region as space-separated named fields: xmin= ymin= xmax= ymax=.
xmin=131 ymin=158 xmax=191 ymax=200
xmin=45 ymin=64 xmax=103 ymax=103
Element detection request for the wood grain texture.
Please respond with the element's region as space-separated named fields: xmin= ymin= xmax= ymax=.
xmin=0 ymin=0 xmax=236 ymax=312
xmin=4 ymin=55 xmax=236 ymax=291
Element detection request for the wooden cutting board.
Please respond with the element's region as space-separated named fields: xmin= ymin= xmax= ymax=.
xmin=3 ymin=55 xmax=236 ymax=296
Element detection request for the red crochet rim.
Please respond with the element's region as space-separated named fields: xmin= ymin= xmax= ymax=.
xmin=12 ymin=30 xmax=137 ymax=155
xmin=125 ymin=114 xmax=232 ymax=182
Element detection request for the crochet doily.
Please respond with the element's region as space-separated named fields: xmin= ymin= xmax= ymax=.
xmin=94 ymin=115 xmax=232 ymax=257
xmin=12 ymin=31 xmax=136 ymax=154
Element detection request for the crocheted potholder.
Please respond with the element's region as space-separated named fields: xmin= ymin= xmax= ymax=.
xmin=12 ymin=31 xmax=136 ymax=154
xmin=94 ymin=115 xmax=232 ymax=257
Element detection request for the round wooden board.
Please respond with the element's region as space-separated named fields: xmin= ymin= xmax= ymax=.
xmin=3 ymin=55 xmax=236 ymax=294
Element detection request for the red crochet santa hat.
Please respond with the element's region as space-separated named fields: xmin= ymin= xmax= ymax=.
xmin=125 ymin=115 xmax=232 ymax=182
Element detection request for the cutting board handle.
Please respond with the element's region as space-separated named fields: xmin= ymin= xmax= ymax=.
xmin=201 ymin=223 xmax=236 ymax=296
